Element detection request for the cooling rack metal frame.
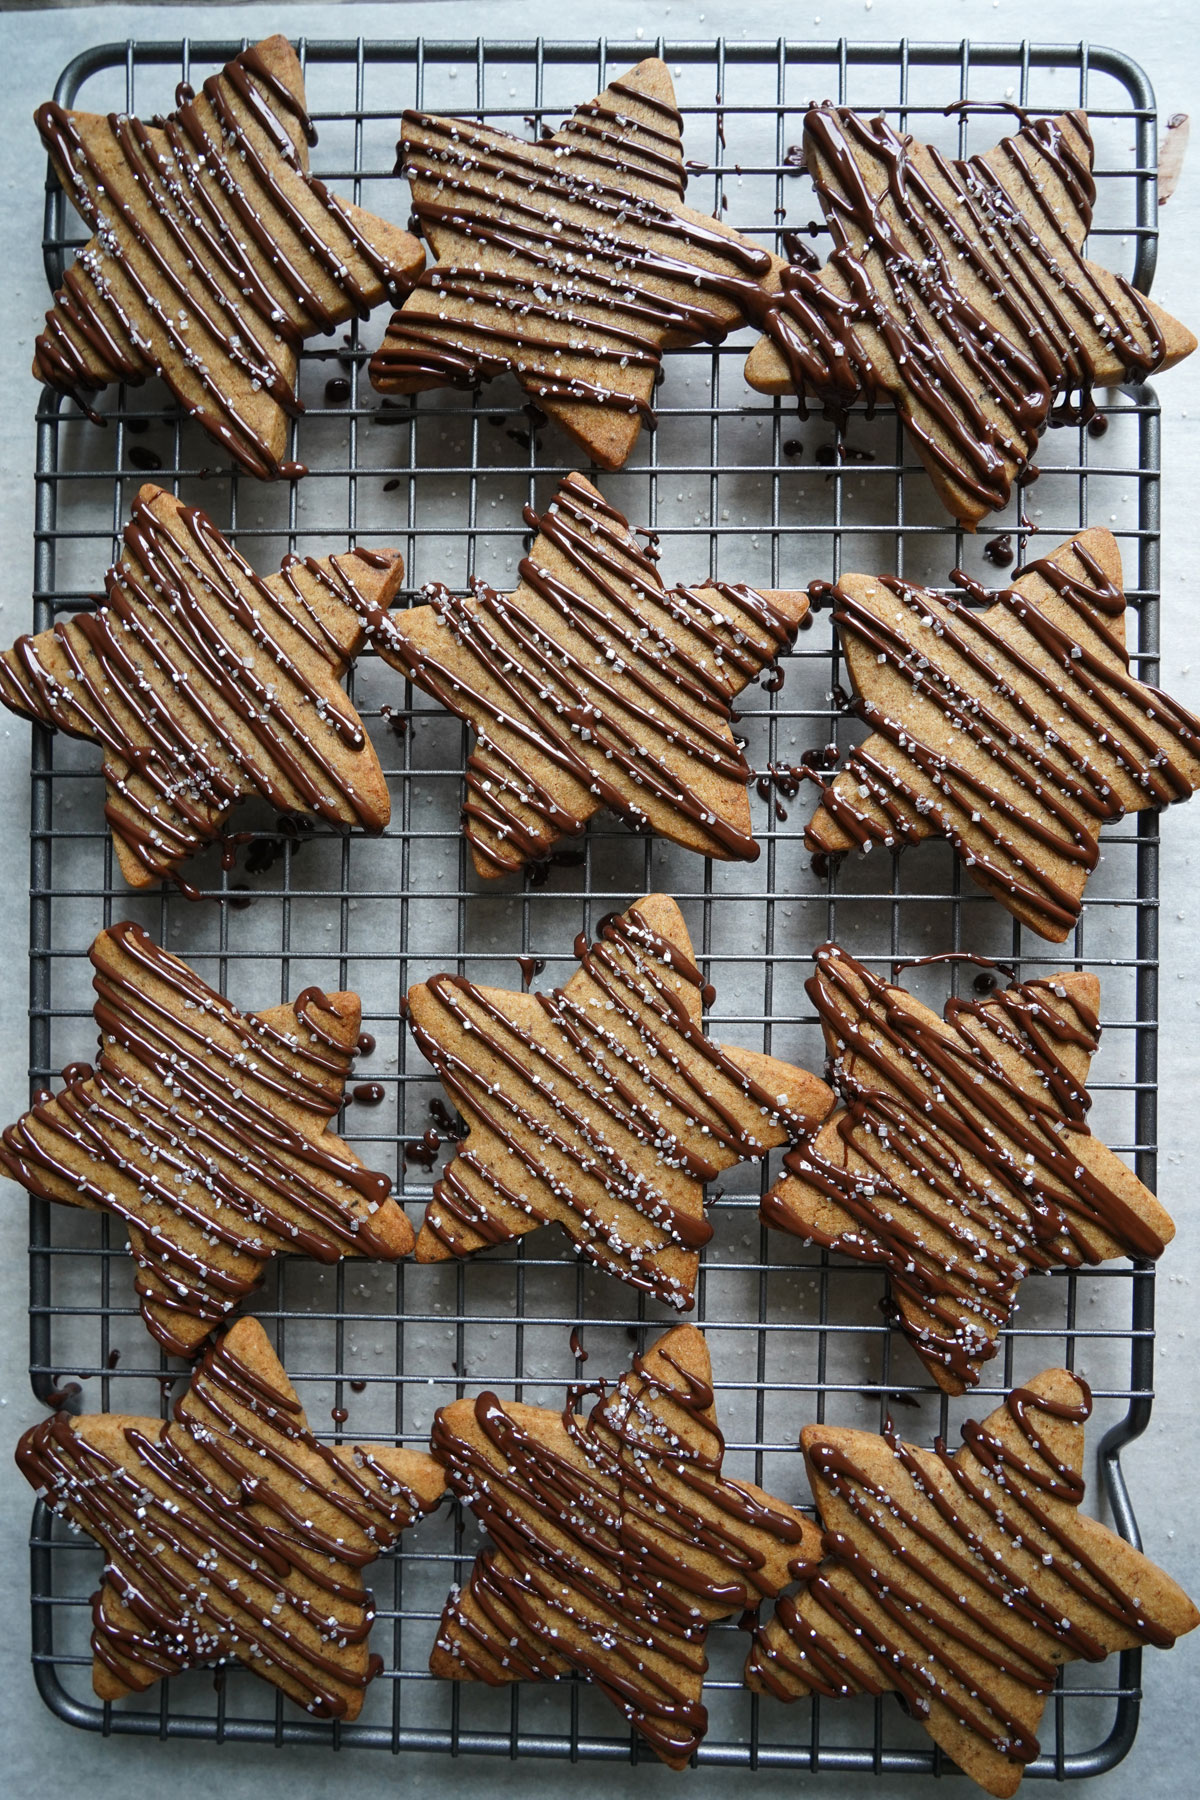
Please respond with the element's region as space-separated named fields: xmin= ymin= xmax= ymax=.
xmin=22 ymin=31 xmax=1167 ymax=1779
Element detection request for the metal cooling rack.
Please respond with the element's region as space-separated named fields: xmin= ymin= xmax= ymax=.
xmin=22 ymin=32 xmax=1169 ymax=1779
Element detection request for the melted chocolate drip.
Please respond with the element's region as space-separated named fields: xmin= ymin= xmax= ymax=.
xmin=403 ymin=1128 xmax=442 ymax=1170
xmin=517 ymin=955 xmax=546 ymax=989
xmin=43 ymin=1380 xmax=83 ymax=1413
xmin=378 ymin=702 xmax=409 ymax=739
xmin=241 ymin=814 xmax=316 ymax=877
xmin=429 ymin=1098 xmax=466 ymax=1140
xmin=890 ymin=949 xmax=1018 ymax=984
xmin=756 ymin=760 xmax=821 ymax=802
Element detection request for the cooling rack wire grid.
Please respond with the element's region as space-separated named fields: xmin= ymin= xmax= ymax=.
xmin=22 ymin=31 xmax=1170 ymax=1776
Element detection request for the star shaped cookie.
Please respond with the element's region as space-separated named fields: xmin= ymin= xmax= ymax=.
xmin=34 ymin=35 xmax=424 ymax=479
xmin=407 ymin=893 xmax=832 ymax=1307
xmin=0 ymin=484 xmax=405 ymax=896
xmin=745 ymin=106 xmax=1195 ymax=526
xmin=802 ymin=529 xmax=1200 ymax=941
xmin=431 ymin=1322 xmax=822 ymax=1767
xmin=746 ymin=1368 xmax=1198 ymax=1797
xmin=0 ymin=921 xmax=414 ymax=1356
xmin=361 ymin=471 xmax=807 ymax=876
xmin=17 ymin=1316 xmax=444 ymax=1718
xmin=763 ymin=943 xmax=1175 ymax=1393
xmin=370 ymin=58 xmax=784 ymax=470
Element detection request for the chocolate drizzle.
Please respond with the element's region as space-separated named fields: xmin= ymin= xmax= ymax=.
xmin=747 ymin=1372 xmax=1196 ymax=1782
xmin=410 ymin=898 xmax=827 ymax=1306
xmin=16 ymin=1318 xmax=441 ymax=1717
xmin=801 ymin=534 xmax=1200 ymax=939
xmin=33 ymin=37 xmax=421 ymax=480
xmin=0 ymin=923 xmax=410 ymax=1356
xmin=753 ymin=106 xmax=1185 ymax=522
xmin=431 ymin=1324 xmax=818 ymax=1766
xmin=369 ymin=61 xmax=774 ymax=460
xmin=0 ymin=487 xmax=402 ymax=895
xmin=361 ymin=472 xmax=801 ymax=875
xmin=763 ymin=943 xmax=1172 ymax=1391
